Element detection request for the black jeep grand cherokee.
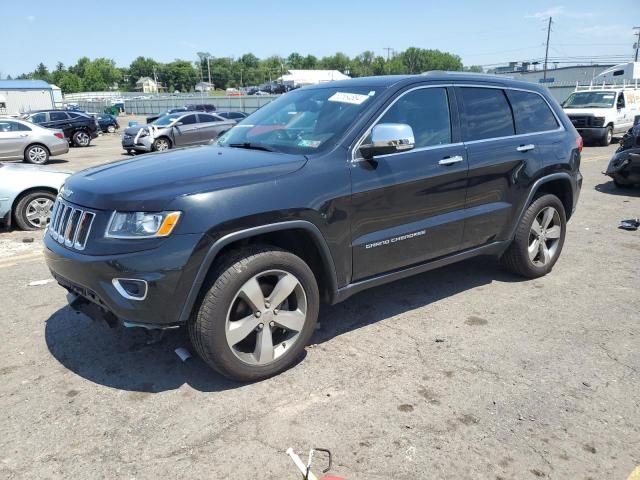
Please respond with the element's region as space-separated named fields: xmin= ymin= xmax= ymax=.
xmin=45 ymin=73 xmax=582 ymax=381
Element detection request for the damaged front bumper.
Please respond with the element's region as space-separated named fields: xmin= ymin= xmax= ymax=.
xmin=604 ymin=150 xmax=640 ymax=186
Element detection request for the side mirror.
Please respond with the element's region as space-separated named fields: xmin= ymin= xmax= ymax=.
xmin=359 ymin=123 xmax=415 ymax=160
xmin=174 ymin=122 xmax=183 ymax=127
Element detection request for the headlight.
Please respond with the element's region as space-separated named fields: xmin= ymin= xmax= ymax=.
xmin=106 ymin=211 xmax=181 ymax=239
xmin=138 ymin=129 xmax=149 ymax=137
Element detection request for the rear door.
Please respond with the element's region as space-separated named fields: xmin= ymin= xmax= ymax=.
xmin=48 ymin=111 xmax=71 ymax=135
xmin=0 ymin=120 xmax=31 ymax=158
xmin=350 ymin=85 xmax=468 ymax=280
xmin=457 ymin=86 xmax=563 ymax=249
xmin=196 ymin=113 xmax=226 ymax=143
xmin=172 ymin=114 xmax=200 ymax=146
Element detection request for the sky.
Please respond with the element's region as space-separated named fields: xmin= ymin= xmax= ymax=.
xmin=1 ymin=0 xmax=639 ymax=77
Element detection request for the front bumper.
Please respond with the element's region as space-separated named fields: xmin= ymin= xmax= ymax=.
xmin=604 ymin=151 xmax=640 ymax=185
xmin=44 ymin=232 xmax=206 ymax=327
xmin=576 ymin=127 xmax=606 ymax=142
xmin=122 ymin=135 xmax=152 ymax=152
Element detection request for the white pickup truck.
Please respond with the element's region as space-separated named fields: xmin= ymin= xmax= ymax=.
xmin=562 ymin=86 xmax=640 ymax=146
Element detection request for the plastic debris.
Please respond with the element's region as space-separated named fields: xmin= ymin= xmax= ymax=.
xmin=619 ymin=218 xmax=640 ymax=231
xmin=28 ymin=279 xmax=54 ymax=286
xmin=174 ymin=347 xmax=192 ymax=362
xmin=22 ymin=237 xmax=34 ymax=243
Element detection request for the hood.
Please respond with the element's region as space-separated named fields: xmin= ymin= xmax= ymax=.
xmin=62 ymin=145 xmax=308 ymax=211
xmin=0 ymin=162 xmax=72 ymax=175
xmin=124 ymin=124 xmax=148 ymax=135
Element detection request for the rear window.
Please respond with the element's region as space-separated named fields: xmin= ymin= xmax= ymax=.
xmin=506 ymin=90 xmax=558 ymax=134
xmin=459 ymin=87 xmax=515 ymax=141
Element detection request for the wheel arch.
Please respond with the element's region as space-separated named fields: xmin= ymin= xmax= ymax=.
xmin=178 ymin=221 xmax=338 ymax=324
xmin=154 ymin=135 xmax=172 ymax=148
xmin=509 ymin=173 xmax=575 ymax=240
xmin=23 ymin=142 xmax=51 ymax=158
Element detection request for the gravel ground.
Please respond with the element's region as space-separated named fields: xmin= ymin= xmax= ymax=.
xmin=0 ymin=136 xmax=638 ymax=480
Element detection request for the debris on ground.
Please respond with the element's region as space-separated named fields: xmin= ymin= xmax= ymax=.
xmin=28 ymin=279 xmax=54 ymax=286
xmin=22 ymin=237 xmax=34 ymax=243
xmin=174 ymin=347 xmax=192 ymax=362
xmin=619 ymin=218 xmax=640 ymax=231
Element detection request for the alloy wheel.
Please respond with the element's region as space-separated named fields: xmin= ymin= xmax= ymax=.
xmin=25 ymin=197 xmax=53 ymax=228
xmin=528 ymin=206 xmax=562 ymax=266
xmin=155 ymin=139 xmax=169 ymax=151
xmin=28 ymin=146 xmax=47 ymax=164
xmin=76 ymin=132 xmax=90 ymax=146
xmin=225 ymin=269 xmax=308 ymax=366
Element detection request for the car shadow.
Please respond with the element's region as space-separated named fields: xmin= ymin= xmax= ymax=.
xmin=45 ymin=256 xmax=522 ymax=393
xmin=595 ymin=181 xmax=640 ymax=197
xmin=45 ymin=159 xmax=70 ymax=165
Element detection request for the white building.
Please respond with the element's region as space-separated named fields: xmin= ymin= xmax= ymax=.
xmin=195 ymin=81 xmax=215 ymax=92
xmin=0 ymin=80 xmax=54 ymax=116
xmin=135 ymin=77 xmax=160 ymax=93
xmin=278 ymin=69 xmax=350 ymax=88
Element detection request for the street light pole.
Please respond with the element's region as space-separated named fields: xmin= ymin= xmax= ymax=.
xmin=634 ymin=27 xmax=640 ymax=62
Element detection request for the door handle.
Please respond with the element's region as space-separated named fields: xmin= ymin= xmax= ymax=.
xmin=517 ymin=144 xmax=535 ymax=152
xmin=438 ymin=155 xmax=464 ymax=166
xmin=19 ymin=134 xmax=29 ymax=137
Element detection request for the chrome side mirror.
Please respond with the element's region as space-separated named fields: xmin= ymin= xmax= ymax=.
xmin=359 ymin=123 xmax=415 ymax=159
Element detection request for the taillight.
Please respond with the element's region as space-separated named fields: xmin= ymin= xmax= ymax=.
xmin=576 ymin=136 xmax=583 ymax=153
xmin=54 ymin=132 xmax=64 ymax=139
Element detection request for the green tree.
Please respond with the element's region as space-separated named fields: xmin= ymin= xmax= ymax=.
xmin=58 ymin=72 xmax=83 ymax=93
xmin=161 ymin=60 xmax=198 ymax=92
xmin=464 ymin=65 xmax=484 ymax=73
xmin=286 ymin=52 xmax=304 ymax=69
xmin=400 ymin=48 xmax=462 ymax=74
xmin=32 ymin=62 xmax=51 ymax=82
xmin=302 ymin=55 xmax=317 ymax=69
xmin=128 ymin=56 xmax=158 ymax=89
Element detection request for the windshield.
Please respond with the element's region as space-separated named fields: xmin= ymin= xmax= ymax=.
xmin=152 ymin=113 xmax=182 ymax=126
xmin=216 ymin=86 xmax=379 ymax=154
xmin=564 ymin=92 xmax=616 ymax=108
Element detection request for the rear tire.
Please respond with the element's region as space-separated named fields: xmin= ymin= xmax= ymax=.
xmin=501 ymin=194 xmax=567 ymax=278
xmin=14 ymin=190 xmax=56 ymax=230
xmin=189 ymin=246 xmax=319 ymax=381
xmin=73 ymin=130 xmax=91 ymax=147
xmin=23 ymin=144 xmax=49 ymax=164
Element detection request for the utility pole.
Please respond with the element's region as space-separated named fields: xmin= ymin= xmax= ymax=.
xmin=543 ymin=16 xmax=552 ymax=81
xmin=383 ymin=47 xmax=393 ymax=61
xmin=207 ymin=57 xmax=211 ymax=86
xmin=634 ymin=26 xmax=640 ymax=61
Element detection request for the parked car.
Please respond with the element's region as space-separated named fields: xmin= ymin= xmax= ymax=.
xmin=562 ymin=86 xmax=640 ymax=146
xmin=146 ymin=104 xmax=217 ymax=124
xmin=96 ymin=114 xmax=120 ymax=133
xmin=0 ymin=118 xmax=69 ymax=164
xmin=216 ymin=111 xmax=249 ymax=122
xmin=122 ymin=111 xmax=235 ymax=153
xmin=0 ymin=162 xmax=70 ymax=230
xmin=20 ymin=110 xmax=99 ymax=147
xmin=45 ymin=73 xmax=582 ymax=381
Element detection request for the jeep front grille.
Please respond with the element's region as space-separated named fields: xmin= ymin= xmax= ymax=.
xmin=48 ymin=199 xmax=95 ymax=250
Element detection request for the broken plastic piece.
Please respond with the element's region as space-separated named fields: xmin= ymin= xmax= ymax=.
xmin=174 ymin=347 xmax=192 ymax=362
xmin=619 ymin=218 xmax=640 ymax=231
xmin=28 ymin=279 xmax=54 ymax=286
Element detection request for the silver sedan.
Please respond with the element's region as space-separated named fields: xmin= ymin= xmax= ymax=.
xmin=0 ymin=118 xmax=69 ymax=164
xmin=122 ymin=112 xmax=235 ymax=153
xmin=0 ymin=163 xmax=70 ymax=230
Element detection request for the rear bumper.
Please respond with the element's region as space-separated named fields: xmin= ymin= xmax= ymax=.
xmin=49 ymin=140 xmax=69 ymax=156
xmin=44 ymin=232 xmax=205 ymax=326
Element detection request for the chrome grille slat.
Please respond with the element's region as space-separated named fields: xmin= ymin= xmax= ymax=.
xmin=48 ymin=198 xmax=95 ymax=251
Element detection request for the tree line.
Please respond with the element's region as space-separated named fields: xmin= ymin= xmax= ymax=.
xmin=11 ymin=48 xmax=483 ymax=94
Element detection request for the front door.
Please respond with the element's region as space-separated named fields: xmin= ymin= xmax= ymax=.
xmin=172 ymin=114 xmax=200 ymax=146
xmin=350 ymin=86 xmax=468 ymax=280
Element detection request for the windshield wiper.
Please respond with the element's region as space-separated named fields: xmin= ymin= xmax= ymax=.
xmin=227 ymin=142 xmax=278 ymax=153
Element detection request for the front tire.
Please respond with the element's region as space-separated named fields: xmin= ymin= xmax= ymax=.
xmin=189 ymin=246 xmax=320 ymax=381
xmin=107 ymin=125 xmax=116 ymax=134
xmin=24 ymin=144 xmax=49 ymax=164
xmin=501 ymin=194 xmax=567 ymax=278
xmin=152 ymin=137 xmax=171 ymax=151
xmin=14 ymin=190 xmax=56 ymax=230
xmin=73 ymin=130 xmax=91 ymax=147
xmin=600 ymin=126 xmax=613 ymax=146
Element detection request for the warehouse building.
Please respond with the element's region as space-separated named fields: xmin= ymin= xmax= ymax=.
xmin=0 ymin=80 xmax=55 ymax=116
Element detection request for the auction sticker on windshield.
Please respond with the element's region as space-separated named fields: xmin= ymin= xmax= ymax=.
xmin=328 ymin=92 xmax=370 ymax=105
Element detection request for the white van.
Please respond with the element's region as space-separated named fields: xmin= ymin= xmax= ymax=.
xmin=562 ymin=86 xmax=640 ymax=145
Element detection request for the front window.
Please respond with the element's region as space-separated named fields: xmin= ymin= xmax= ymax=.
xmin=563 ymin=92 xmax=616 ymax=108
xmin=152 ymin=113 xmax=182 ymax=126
xmin=216 ymin=87 xmax=380 ymax=155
